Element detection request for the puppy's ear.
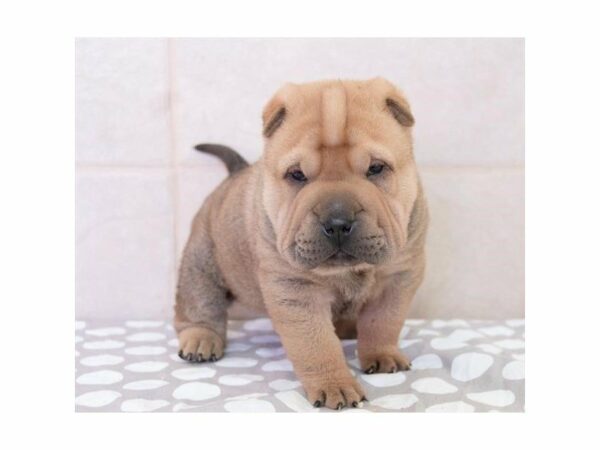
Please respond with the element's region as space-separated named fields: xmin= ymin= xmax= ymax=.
xmin=262 ymin=97 xmax=286 ymax=138
xmin=370 ymin=77 xmax=414 ymax=128
xmin=385 ymin=95 xmax=415 ymax=127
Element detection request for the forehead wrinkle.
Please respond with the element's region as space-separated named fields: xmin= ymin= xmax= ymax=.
xmin=318 ymin=147 xmax=354 ymax=181
xmin=348 ymin=145 xmax=396 ymax=170
xmin=321 ymin=84 xmax=347 ymax=148
xmin=276 ymin=146 xmax=321 ymax=176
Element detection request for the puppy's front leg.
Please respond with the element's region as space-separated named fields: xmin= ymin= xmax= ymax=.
xmin=174 ymin=228 xmax=228 ymax=363
xmin=357 ymin=269 xmax=423 ymax=373
xmin=263 ymin=279 xmax=365 ymax=410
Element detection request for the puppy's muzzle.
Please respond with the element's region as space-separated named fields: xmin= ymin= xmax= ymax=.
xmin=316 ymin=196 xmax=361 ymax=250
xmin=321 ymin=213 xmax=356 ymax=247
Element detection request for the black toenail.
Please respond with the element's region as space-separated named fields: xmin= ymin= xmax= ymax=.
xmin=361 ymin=396 xmax=368 ymax=402
xmin=185 ymin=353 xmax=193 ymax=361
xmin=352 ymin=401 xmax=358 ymax=407
xmin=313 ymin=400 xmax=322 ymax=407
xmin=336 ymin=402 xmax=344 ymax=410
xmin=178 ymin=350 xmax=184 ymax=359
xmin=365 ymin=366 xmax=375 ymax=374
xmin=209 ymin=354 xmax=217 ymax=361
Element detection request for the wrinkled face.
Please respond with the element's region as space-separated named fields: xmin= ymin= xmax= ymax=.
xmin=261 ymin=78 xmax=419 ymax=272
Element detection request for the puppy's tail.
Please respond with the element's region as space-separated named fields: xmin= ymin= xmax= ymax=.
xmin=194 ymin=143 xmax=249 ymax=175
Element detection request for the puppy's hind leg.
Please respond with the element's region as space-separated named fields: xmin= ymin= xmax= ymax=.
xmin=174 ymin=232 xmax=229 ymax=363
xmin=334 ymin=319 xmax=357 ymax=340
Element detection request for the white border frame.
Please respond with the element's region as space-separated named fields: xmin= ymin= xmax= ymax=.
xmin=2 ymin=0 xmax=600 ymax=448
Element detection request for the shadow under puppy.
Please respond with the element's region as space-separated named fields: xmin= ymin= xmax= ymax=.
xmin=175 ymin=78 xmax=429 ymax=410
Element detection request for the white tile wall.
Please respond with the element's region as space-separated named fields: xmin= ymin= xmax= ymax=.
xmin=172 ymin=38 xmax=524 ymax=167
xmin=75 ymin=169 xmax=176 ymax=319
xmin=75 ymin=38 xmax=172 ymax=165
xmin=412 ymin=168 xmax=525 ymax=319
xmin=75 ymin=38 xmax=524 ymax=320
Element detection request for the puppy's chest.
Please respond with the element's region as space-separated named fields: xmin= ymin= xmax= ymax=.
xmin=330 ymin=270 xmax=376 ymax=318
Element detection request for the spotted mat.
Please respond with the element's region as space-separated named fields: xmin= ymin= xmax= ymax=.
xmin=75 ymin=319 xmax=525 ymax=412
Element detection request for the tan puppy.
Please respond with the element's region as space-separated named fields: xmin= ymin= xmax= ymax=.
xmin=175 ymin=78 xmax=428 ymax=410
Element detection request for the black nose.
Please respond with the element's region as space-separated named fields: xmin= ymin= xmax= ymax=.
xmin=321 ymin=216 xmax=355 ymax=246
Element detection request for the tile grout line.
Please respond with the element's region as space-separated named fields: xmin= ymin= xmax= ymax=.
xmin=75 ymin=163 xmax=526 ymax=171
xmin=166 ymin=38 xmax=180 ymax=309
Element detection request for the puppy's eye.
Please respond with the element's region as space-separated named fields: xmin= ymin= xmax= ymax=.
xmin=366 ymin=163 xmax=385 ymax=177
xmin=286 ymin=169 xmax=308 ymax=183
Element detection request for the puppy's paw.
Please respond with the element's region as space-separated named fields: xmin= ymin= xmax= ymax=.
xmin=177 ymin=326 xmax=225 ymax=363
xmin=304 ymin=375 xmax=366 ymax=410
xmin=360 ymin=349 xmax=411 ymax=374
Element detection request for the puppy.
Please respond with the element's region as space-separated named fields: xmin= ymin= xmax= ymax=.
xmin=175 ymin=78 xmax=428 ymax=410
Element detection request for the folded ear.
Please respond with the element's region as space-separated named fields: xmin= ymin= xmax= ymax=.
xmin=385 ymin=95 xmax=415 ymax=127
xmin=370 ymin=77 xmax=415 ymax=128
xmin=262 ymin=96 xmax=286 ymax=138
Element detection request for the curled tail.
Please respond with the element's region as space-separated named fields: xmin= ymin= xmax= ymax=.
xmin=194 ymin=143 xmax=249 ymax=175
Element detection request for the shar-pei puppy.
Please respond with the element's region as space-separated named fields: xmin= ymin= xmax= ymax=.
xmin=175 ymin=77 xmax=428 ymax=410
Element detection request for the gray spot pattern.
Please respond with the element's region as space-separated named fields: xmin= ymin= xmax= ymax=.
xmin=75 ymin=318 xmax=525 ymax=412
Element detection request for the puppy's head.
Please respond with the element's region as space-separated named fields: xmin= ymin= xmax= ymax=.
xmin=261 ymin=78 xmax=419 ymax=272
